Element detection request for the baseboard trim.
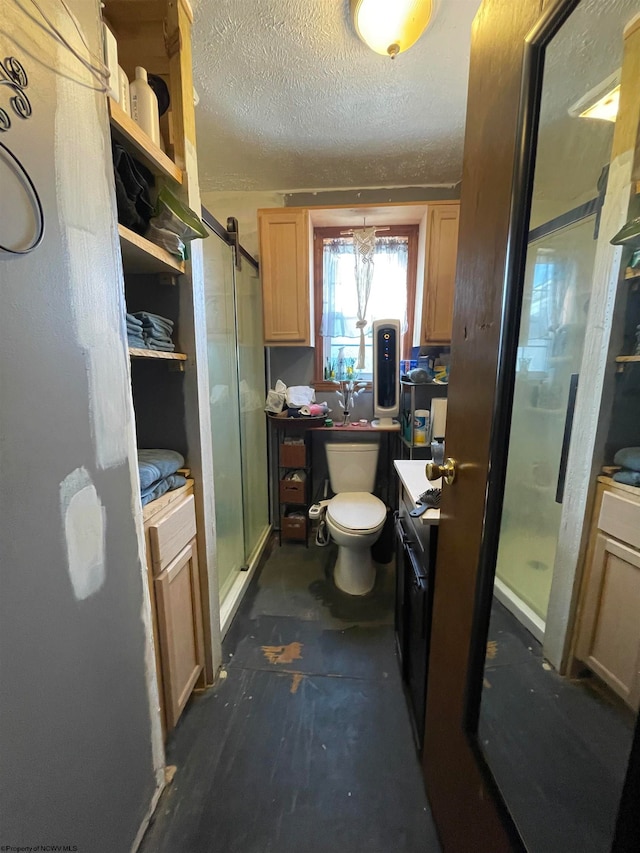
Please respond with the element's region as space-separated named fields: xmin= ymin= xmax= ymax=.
xmin=494 ymin=576 xmax=545 ymax=644
xmin=131 ymin=769 xmax=165 ymax=852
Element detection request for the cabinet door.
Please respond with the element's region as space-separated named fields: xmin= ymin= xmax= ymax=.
xmin=576 ymin=532 xmax=640 ymax=709
xmin=421 ymin=204 xmax=460 ymax=345
xmin=258 ymin=208 xmax=311 ymax=345
xmin=154 ymin=538 xmax=205 ymax=730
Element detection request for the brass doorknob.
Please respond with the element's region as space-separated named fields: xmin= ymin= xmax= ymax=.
xmin=426 ymin=457 xmax=457 ymax=486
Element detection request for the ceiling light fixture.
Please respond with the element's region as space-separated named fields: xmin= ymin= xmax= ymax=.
xmin=351 ymin=0 xmax=433 ymax=59
xmin=568 ymin=70 xmax=621 ymax=122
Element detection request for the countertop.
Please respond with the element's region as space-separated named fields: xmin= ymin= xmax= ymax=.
xmin=394 ymin=460 xmax=441 ymax=525
xmin=315 ymin=422 xmax=401 ymax=432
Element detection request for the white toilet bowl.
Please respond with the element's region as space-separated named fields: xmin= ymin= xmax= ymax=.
xmin=326 ymin=491 xmax=386 ymax=595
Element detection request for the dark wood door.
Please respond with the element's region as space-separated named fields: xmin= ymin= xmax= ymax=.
xmin=422 ymin=0 xmax=640 ymax=850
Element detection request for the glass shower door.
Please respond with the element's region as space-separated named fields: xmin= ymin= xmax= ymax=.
xmin=202 ymin=230 xmax=245 ymax=605
xmin=236 ymin=260 xmax=269 ymax=559
xmin=494 ymin=215 xmax=598 ymax=630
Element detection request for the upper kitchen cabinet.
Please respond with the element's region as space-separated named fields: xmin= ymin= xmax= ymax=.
xmin=258 ymin=208 xmax=313 ymax=345
xmin=420 ymin=203 xmax=460 ymax=345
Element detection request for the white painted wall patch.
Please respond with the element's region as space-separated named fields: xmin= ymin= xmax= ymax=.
xmin=60 ymin=466 xmax=106 ymax=600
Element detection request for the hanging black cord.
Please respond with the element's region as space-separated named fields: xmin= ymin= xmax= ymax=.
xmin=0 ymin=138 xmax=44 ymax=254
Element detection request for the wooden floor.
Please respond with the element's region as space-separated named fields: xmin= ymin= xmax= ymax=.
xmin=140 ymin=540 xmax=440 ymax=853
xmin=480 ymin=599 xmax=636 ymax=853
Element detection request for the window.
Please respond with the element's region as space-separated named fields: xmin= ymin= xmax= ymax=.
xmin=314 ymin=226 xmax=418 ymax=382
xmin=518 ymin=247 xmax=579 ymax=373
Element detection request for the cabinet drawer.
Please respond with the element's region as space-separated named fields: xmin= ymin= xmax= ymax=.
xmin=280 ymin=443 xmax=306 ymax=468
xmin=279 ymin=478 xmax=306 ymax=503
xmin=149 ymin=494 xmax=197 ymax=575
xmin=282 ymin=514 xmax=307 ymax=540
xmin=598 ymin=491 xmax=640 ymax=550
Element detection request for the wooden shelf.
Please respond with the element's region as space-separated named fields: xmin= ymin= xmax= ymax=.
xmin=625 ymin=268 xmax=640 ymax=280
xmin=615 ymin=355 xmax=640 ymax=363
xmin=109 ymin=98 xmax=183 ymax=185
xmin=400 ymin=435 xmax=429 ymax=449
xmin=118 ymin=225 xmax=185 ymax=275
xmin=143 ymin=480 xmax=194 ymax=523
xmin=129 ymin=347 xmax=187 ymax=361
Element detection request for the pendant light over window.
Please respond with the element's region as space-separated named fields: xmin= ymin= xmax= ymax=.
xmin=351 ymin=0 xmax=433 ymax=59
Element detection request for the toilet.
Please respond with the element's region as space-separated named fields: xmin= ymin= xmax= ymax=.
xmin=324 ymin=442 xmax=387 ymax=596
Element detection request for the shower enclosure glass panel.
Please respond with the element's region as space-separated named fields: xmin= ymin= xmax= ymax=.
xmin=495 ymin=215 xmax=598 ymax=625
xmin=236 ymin=261 xmax=269 ymax=558
xmin=203 ymin=231 xmax=245 ymax=604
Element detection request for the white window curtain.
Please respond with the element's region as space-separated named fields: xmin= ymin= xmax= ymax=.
xmin=319 ymin=235 xmax=409 ymax=362
xmin=352 ymin=227 xmax=377 ymax=369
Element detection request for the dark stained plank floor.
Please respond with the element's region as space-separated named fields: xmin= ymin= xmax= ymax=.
xmin=140 ymin=541 xmax=440 ymax=853
xmin=480 ymin=599 xmax=636 ymax=853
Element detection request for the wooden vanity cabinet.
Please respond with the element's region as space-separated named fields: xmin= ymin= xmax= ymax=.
xmin=573 ymin=477 xmax=640 ymax=710
xmin=420 ymin=203 xmax=460 ymax=345
xmin=143 ymin=482 xmax=205 ymax=734
xmin=258 ymin=208 xmax=313 ymax=345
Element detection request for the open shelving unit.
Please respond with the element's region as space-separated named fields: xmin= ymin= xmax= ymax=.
xmin=108 ymin=97 xmax=183 ymax=185
xmin=118 ymin=225 xmax=185 ymax=275
xmin=103 ymin=0 xmax=214 ymax=732
xmin=398 ymin=380 xmax=448 ymax=460
xmin=128 ymin=347 xmax=187 ymax=361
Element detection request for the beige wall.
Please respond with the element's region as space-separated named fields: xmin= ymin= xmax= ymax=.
xmin=201 ymin=190 xmax=286 ymax=259
xmin=201 ymin=184 xmax=461 ymax=260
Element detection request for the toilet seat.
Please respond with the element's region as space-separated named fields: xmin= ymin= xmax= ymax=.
xmin=327 ymin=492 xmax=386 ymax=534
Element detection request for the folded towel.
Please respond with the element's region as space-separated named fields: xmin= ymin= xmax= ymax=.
xmin=613 ymin=470 xmax=640 ymax=487
xmin=133 ymin=311 xmax=174 ymax=329
xmin=613 ymin=447 xmax=640 ymax=473
xmin=141 ymin=473 xmax=187 ymax=506
xmin=146 ymin=339 xmax=176 ymax=352
xmin=126 ymin=313 xmax=143 ymax=327
xmin=144 ymin=332 xmax=173 ymax=344
xmin=138 ymin=449 xmax=184 ymax=490
xmin=127 ymin=334 xmax=146 ymax=348
xmin=144 ymin=319 xmax=173 ymax=335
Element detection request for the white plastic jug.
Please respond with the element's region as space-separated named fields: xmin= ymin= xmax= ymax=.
xmin=130 ymin=66 xmax=160 ymax=146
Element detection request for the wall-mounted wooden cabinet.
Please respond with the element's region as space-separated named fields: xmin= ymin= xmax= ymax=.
xmin=258 ymin=201 xmax=459 ymax=350
xmin=420 ymin=203 xmax=460 ymax=345
xmin=574 ymin=478 xmax=640 ymax=710
xmin=258 ymin=208 xmax=313 ymax=345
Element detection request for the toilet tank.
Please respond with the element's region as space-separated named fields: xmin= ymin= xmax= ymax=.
xmin=326 ymin=442 xmax=380 ymax=493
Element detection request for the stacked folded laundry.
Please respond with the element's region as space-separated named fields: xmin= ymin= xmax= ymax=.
xmin=135 ymin=311 xmax=175 ymax=351
xmin=138 ymin=448 xmax=187 ymax=506
xmin=126 ymin=311 xmax=176 ymax=352
xmin=126 ymin=313 xmax=145 ymax=348
xmin=613 ymin=447 xmax=640 ymax=487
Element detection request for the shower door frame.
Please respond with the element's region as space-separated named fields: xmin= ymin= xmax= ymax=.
xmin=201 ymin=208 xmax=271 ymax=635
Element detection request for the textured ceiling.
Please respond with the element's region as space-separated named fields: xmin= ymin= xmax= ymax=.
xmin=191 ymin=0 xmax=482 ymax=192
